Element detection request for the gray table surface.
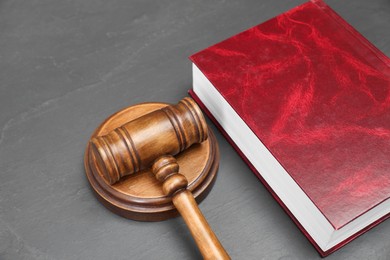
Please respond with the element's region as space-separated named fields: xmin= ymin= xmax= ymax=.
xmin=1 ymin=0 xmax=389 ymax=259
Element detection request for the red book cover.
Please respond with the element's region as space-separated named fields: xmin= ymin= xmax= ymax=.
xmin=189 ymin=0 xmax=390 ymax=256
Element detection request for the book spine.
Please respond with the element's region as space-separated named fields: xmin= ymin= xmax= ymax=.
xmin=312 ymin=0 xmax=390 ymax=73
xmin=190 ymin=88 xmax=390 ymax=256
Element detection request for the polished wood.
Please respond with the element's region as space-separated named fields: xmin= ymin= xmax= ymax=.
xmin=84 ymin=97 xmax=230 ymax=259
xmin=90 ymin=97 xmax=208 ymax=184
xmin=84 ymin=101 xmax=219 ymax=221
xmin=153 ymin=156 xmax=230 ymax=260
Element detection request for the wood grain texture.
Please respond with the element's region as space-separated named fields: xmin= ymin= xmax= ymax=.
xmin=0 ymin=0 xmax=389 ymax=259
xmin=84 ymin=101 xmax=220 ymax=221
xmin=152 ymin=155 xmax=230 ymax=260
xmin=90 ymin=97 xmax=207 ymax=184
xmin=85 ymin=98 xmax=230 ymax=258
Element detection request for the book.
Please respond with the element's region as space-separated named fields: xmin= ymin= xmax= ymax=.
xmin=189 ymin=0 xmax=390 ymax=256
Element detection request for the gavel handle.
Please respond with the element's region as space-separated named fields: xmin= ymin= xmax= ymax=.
xmin=152 ymin=156 xmax=230 ymax=260
xmin=173 ymin=190 xmax=229 ymax=260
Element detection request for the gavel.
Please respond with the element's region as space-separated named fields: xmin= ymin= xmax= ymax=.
xmin=89 ymin=97 xmax=230 ymax=260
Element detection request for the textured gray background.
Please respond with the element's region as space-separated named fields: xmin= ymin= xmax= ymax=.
xmin=1 ymin=0 xmax=389 ymax=259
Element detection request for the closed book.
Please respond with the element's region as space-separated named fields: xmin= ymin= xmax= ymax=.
xmin=189 ymin=0 xmax=390 ymax=256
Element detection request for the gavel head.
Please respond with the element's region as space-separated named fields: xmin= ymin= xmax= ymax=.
xmin=90 ymin=97 xmax=208 ymax=185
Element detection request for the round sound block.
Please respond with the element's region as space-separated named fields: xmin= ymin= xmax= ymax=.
xmin=84 ymin=102 xmax=219 ymax=221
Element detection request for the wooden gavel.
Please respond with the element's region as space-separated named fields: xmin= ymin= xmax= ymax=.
xmin=89 ymin=97 xmax=230 ymax=260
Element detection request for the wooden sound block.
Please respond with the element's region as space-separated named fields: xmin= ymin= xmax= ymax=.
xmin=84 ymin=102 xmax=219 ymax=221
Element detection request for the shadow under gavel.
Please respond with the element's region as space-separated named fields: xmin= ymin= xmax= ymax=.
xmin=90 ymin=97 xmax=230 ymax=260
